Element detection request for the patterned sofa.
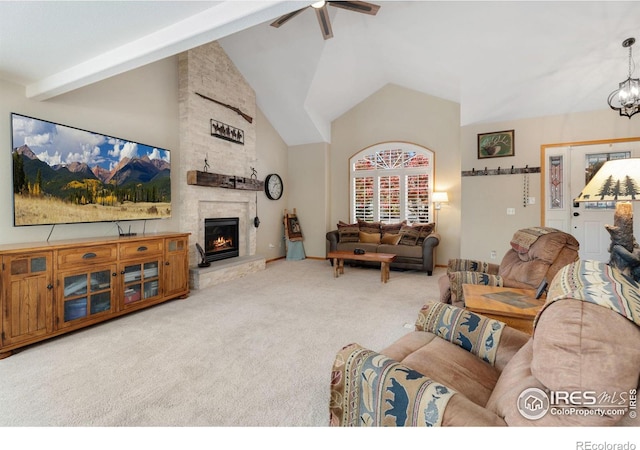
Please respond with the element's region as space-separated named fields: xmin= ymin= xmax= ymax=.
xmin=326 ymin=220 xmax=440 ymax=275
xmin=329 ymin=260 xmax=640 ymax=426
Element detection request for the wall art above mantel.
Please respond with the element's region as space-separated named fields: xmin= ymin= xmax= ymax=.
xmin=211 ymin=119 xmax=244 ymax=145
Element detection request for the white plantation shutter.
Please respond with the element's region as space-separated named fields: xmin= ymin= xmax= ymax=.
xmin=353 ymin=176 xmax=374 ymax=222
xmin=350 ymin=143 xmax=434 ymax=224
xmin=379 ymin=175 xmax=401 ymax=223
xmin=406 ymin=174 xmax=430 ymax=222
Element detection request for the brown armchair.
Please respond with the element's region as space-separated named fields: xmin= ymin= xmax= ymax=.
xmin=439 ymin=227 xmax=579 ymax=307
xmin=329 ymin=260 xmax=640 ymax=427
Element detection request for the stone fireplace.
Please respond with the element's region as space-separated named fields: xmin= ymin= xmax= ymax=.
xmin=178 ymin=41 xmax=265 ymax=289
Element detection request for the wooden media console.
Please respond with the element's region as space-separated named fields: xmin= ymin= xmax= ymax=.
xmin=0 ymin=232 xmax=190 ymax=359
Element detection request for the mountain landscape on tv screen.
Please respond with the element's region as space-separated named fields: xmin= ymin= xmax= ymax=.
xmin=12 ymin=144 xmax=171 ymax=226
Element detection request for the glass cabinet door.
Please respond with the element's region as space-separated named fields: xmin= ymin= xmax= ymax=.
xmin=122 ymin=259 xmax=161 ymax=307
xmin=61 ymin=267 xmax=114 ymax=326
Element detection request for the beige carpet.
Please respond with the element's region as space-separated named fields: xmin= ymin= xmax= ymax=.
xmin=0 ymin=259 xmax=444 ymax=427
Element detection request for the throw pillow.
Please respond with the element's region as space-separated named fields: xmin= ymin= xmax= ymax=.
xmin=447 ymin=258 xmax=494 ymax=274
xmin=412 ymin=222 xmax=435 ymax=245
xmin=337 ymin=221 xmax=359 ymax=243
xmin=380 ymin=221 xmax=406 ymax=235
xmin=416 ymin=302 xmax=505 ymax=366
xmin=357 ymin=220 xmax=381 ymax=235
xmin=380 ymin=233 xmax=401 ymax=245
xmin=359 ymin=231 xmax=381 ymax=244
xmin=398 ymin=225 xmax=420 ymax=246
xmin=448 ymin=271 xmax=503 ymax=303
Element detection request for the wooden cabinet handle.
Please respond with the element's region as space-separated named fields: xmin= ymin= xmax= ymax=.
xmin=47 ymin=284 xmax=53 ymax=290
xmin=82 ymin=252 xmax=97 ymax=259
xmin=137 ymin=246 xmax=148 ymax=252
xmin=165 ymin=261 xmax=170 ymax=266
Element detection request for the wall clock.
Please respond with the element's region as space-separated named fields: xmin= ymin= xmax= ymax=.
xmin=265 ymin=173 xmax=283 ymax=200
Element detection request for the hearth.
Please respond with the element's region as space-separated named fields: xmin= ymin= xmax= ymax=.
xmin=204 ymin=217 xmax=239 ymax=262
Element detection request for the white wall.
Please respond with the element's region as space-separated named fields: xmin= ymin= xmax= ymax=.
xmin=287 ymin=143 xmax=329 ymax=258
xmin=460 ymin=109 xmax=640 ymax=261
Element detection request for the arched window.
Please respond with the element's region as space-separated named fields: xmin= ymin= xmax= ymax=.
xmin=350 ymin=142 xmax=434 ymax=223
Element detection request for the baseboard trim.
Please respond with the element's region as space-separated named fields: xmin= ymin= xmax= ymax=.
xmin=266 ymin=256 xmax=286 ymax=264
xmin=267 ymin=256 xmax=325 ymax=263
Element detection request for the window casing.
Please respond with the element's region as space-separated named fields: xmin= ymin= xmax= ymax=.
xmin=350 ymin=143 xmax=434 ymax=224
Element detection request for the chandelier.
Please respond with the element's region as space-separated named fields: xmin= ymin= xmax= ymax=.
xmin=607 ymin=37 xmax=640 ymax=118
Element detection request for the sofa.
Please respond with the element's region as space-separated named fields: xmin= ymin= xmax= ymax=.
xmin=439 ymin=227 xmax=579 ymax=306
xmin=326 ymin=220 xmax=440 ymax=275
xmin=329 ymin=259 xmax=640 ymax=426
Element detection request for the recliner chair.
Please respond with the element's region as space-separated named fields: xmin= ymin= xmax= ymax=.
xmin=329 ymin=259 xmax=640 ymax=427
xmin=439 ymin=227 xmax=579 ymax=307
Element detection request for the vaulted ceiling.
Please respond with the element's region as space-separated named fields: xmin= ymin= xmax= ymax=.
xmin=2 ymin=1 xmax=640 ymax=146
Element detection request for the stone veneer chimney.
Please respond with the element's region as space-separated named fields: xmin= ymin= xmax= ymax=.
xmin=178 ymin=41 xmax=258 ymax=270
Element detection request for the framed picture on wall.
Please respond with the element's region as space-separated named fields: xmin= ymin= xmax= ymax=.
xmin=478 ymin=130 xmax=515 ymax=159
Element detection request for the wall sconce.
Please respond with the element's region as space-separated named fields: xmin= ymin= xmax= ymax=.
xmin=432 ymin=191 xmax=448 ymax=228
xmin=432 ymin=191 xmax=449 ymax=210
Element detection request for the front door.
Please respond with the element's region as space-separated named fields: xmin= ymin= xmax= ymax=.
xmin=543 ymin=139 xmax=640 ymax=262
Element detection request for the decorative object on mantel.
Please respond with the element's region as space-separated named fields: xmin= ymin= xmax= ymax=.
xmin=210 ymin=119 xmax=244 ymax=145
xmin=461 ymin=165 xmax=540 ymax=177
xmin=203 ymin=155 xmax=210 ymax=172
xmin=574 ymin=158 xmax=640 ymax=279
xmin=195 ymin=242 xmax=211 ymax=268
xmin=251 ymin=167 xmax=260 ymax=228
xmin=187 ymin=170 xmax=264 ymax=191
xmin=478 ymin=130 xmax=515 ymax=159
xmin=195 ymin=92 xmax=253 ymax=123
xmin=607 ymin=37 xmax=640 ymax=119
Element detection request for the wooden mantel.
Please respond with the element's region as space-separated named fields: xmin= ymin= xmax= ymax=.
xmin=187 ymin=170 xmax=264 ymax=191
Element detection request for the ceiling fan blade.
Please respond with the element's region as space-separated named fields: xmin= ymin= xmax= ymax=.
xmin=328 ymin=1 xmax=380 ymax=15
xmin=315 ymin=5 xmax=333 ymax=40
xmin=270 ymin=7 xmax=306 ymax=28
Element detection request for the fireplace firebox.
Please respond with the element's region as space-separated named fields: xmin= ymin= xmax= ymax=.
xmin=204 ymin=217 xmax=239 ymax=262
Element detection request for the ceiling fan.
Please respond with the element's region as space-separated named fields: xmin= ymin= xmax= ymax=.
xmin=270 ymin=1 xmax=380 ymax=40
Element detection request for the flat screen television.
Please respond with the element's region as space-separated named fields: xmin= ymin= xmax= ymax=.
xmin=11 ymin=113 xmax=171 ymax=227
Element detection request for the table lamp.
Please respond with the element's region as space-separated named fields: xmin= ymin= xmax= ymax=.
xmin=574 ymin=158 xmax=640 ymax=278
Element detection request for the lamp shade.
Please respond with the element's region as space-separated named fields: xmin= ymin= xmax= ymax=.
xmin=575 ymin=158 xmax=640 ymax=203
xmin=432 ymin=191 xmax=449 ymax=203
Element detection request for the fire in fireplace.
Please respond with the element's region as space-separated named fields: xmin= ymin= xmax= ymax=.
xmin=204 ymin=217 xmax=239 ymax=262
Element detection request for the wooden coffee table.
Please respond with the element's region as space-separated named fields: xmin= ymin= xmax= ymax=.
xmin=463 ymin=284 xmax=545 ymax=335
xmin=327 ymin=250 xmax=396 ymax=283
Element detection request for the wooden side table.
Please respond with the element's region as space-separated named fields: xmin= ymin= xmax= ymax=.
xmin=462 ymin=284 xmax=545 ymax=335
